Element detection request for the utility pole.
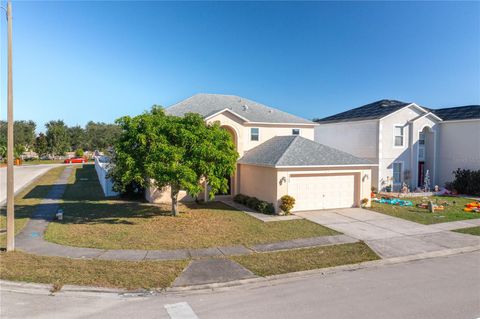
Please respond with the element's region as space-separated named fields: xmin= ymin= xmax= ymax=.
xmin=6 ymin=0 xmax=15 ymax=251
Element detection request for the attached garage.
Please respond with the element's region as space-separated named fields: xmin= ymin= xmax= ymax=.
xmin=288 ymin=174 xmax=356 ymax=211
xmin=238 ymin=136 xmax=376 ymax=213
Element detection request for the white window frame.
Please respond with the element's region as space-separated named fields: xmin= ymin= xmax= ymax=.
xmin=392 ymin=161 xmax=403 ymax=185
xmin=393 ymin=124 xmax=405 ymax=148
xmin=292 ymin=128 xmax=300 ymax=135
xmin=418 ymin=131 xmax=425 ymax=145
xmin=250 ymin=128 xmax=259 ymax=141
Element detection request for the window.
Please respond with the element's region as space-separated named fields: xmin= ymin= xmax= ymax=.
xmin=419 ymin=132 xmax=425 ymax=145
xmin=418 ymin=147 xmax=425 ymax=160
xmin=292 ymin=129 xmax=300 ymax=135
xmin=394 ymin=126 xmax=404 ymax=146
xmin=393 ymin=162 xmax=402 ymax=184
xmin=250 ymin=128 xmax=259 ymax=141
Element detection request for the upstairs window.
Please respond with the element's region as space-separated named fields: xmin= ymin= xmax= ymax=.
xmin=419 ymin=132 xmax=425 ymax=145
xmin=292 ymin=129 xmax=300 ymax=135
xmin=394 ymin=126 xmax=404 ymax=147
xmin=393 ymin=162 xmax=403 ymax=184
xmin=250 ymin=128 xmax=259 ymax=141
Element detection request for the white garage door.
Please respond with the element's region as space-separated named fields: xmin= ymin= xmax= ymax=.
xmin=288 ymin=174 xmax=356 ymax=211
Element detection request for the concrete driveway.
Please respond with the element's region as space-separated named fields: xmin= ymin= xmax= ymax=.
xmin=295 ymin=208 xmax=480 ymax=258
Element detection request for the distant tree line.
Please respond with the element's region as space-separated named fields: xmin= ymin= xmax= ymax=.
xmin=0 ymin=120 xmax=121 ymax=158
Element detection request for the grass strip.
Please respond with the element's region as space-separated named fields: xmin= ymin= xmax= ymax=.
xmin=453 ymin=226 xmax=480 ymax=236
xmin=0 ymin=251 xmax=188 ymax=290
xmin=231 ymin=242 xmax=379 ymax=276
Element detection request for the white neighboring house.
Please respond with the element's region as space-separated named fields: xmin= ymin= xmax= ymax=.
xmin=146 ymin=93 xmax=376 ymax=212
xmin=314 ymin=100 xmax=480 ymax=192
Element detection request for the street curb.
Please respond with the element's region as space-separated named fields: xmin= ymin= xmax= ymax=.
xmin=1 ymin=244 xmax=479 ymax=297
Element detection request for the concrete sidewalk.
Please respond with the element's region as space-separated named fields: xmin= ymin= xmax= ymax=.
xmin=15 ymin=167 xmax=358 ymax=261
xmin=296 ymin=208 xmax=480 ymax=258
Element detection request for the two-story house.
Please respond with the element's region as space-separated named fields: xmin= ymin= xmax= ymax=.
xmin=146 ymin=94 xmax=375 ymax=212
xmin=314 ymin=100 xmax=480 ymax=192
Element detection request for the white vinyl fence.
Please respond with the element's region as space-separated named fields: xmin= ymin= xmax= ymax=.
xmin=94 ymin=156 xmax=119 ymax=197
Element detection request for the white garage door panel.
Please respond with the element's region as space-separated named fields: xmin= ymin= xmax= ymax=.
xmin=289 ymin=175 xmax=355 ymax=211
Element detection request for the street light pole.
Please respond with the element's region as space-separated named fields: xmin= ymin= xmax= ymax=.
xmin=6 ymin=0 xmax=15 ymax=252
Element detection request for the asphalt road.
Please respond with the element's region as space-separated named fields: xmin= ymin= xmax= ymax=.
xmin=0 ymin=164 xmax=59 ymax=206
xmin=1 ymin=251 xmax=479 ymax=319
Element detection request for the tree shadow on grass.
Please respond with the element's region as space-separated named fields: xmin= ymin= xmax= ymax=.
xmin=9 ymin=164 xmax=240 ymax=227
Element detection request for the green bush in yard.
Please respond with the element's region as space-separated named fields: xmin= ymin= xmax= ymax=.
xmin=75 ymin=148 xmax=84 ymax=157
xmin=264 ymin=202 xmax=276 ymax=215
xmin=449 ymin=169 xmax=480 ymax=196
xmin=233 ymin=194 xmax=248 ymax=205
xmin=234 ymin=193 xmax=276 ymax=215
xmin=246 ymin=196 xmax=261 ymax=210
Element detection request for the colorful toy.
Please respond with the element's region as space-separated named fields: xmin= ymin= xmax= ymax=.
xmin=464 ymin=202 xmax=480 ymax=213
xmin=375 ymin=198 xmax=413 ymax=207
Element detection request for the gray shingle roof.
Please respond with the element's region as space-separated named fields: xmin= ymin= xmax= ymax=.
xmin=314 ymin=99 xmax=411 ymax=124
xmin=238 ymin=136 xmax=374 ymax=167
xmin=433 ymin=105 xmax=480 ymax=121
xmin=166 ymin=94 xmax=313 ymax=124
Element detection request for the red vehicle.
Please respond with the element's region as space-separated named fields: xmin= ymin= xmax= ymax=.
xmin=64 ymin=157 xmax=87 ymax=164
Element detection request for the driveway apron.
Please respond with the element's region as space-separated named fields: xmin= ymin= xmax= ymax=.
xmin=295 ymin=208 xmax=480 ymax=258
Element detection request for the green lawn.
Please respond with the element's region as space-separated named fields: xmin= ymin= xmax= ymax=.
xmin=45 ymin=165 xmax=339 ymax=250
xmin=453 ymin=226 xmax=480 ymax=236
xmin=369 ymin=196 xmax=480 ymax=224
xmin=0 ymin=251 xmax=187 ymax=290
xmin=232 ymin=242 xmax=379 ymax=276
xmin=0 ymin=166 xmax=67 ymax=249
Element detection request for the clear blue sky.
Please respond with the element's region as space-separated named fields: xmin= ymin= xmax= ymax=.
xmin=1 ymin=1 xmax=479 ymax=132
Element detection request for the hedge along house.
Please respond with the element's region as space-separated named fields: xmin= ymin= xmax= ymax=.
xmin=146 ymin=93 xmax=375 ymax=213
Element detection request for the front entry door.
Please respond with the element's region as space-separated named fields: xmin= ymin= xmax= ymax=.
xmin=418 ymin=161 xmax=425 ymax=187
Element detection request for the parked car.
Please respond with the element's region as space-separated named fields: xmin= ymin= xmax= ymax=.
xmin=64 ymin=157 xmax=87 ymax=164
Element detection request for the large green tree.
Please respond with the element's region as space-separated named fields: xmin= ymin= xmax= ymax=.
xmin=68 ymin=125 xmax=86 ymax=151
xmin=34 ymin=133 xmax=49 ymax=157
xmin=0 ymin=120 xmax=36 ymax=150
xmin=45 ymin=120 xmax=69 ymax=156
xmin=84 ymin=121 xmax=121 ymax=151
xmin=111 ymin=107 xmax=238 ymax=216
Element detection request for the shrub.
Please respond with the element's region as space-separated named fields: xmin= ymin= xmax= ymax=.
xmin=246 ymin=196 xmax=261 ymax=210
xmin=450 ymin=168 xmax=480 ymax=196
xmin=75 ymin=148 xmax=84 ymax=157
xmin=280 ymin=195 xmax=295 ymax=215
xmin=233 ymin=194 xmax=248 ymax=205
xmin=233 ymin=193 xmax=276 ymax=215
xmin=257 ymin=201 xmax=275 ymax=215
xmin=264 ymin=202 xmax=275 ymax=215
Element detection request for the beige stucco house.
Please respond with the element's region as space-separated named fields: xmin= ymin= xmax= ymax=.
xmin=146 ymin=94 xmax=375 ymax=213
xmin=314 ymin=100 xmax=480 ymax=192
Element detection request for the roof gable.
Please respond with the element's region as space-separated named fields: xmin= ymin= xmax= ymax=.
xmin=238 ymin=136 xmax=374 ymax=167
xmin=166 ymin=94 xmax=313 ymax=125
